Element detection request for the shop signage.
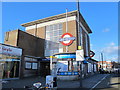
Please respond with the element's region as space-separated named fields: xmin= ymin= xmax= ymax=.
xmin=42 ymin=58 xmax=50 ymax=61
xmin=55 ymin=54 xmax=76 ymax=59
xmin=0 ymin=59 xmax=20 ymax=61
xmin=0 ymin=44 xmax=22 ymax=56
xmin=76 ymin=49 xmax=84 ymax=61
xmin=59 ymin=33 xmax=75 ymax=46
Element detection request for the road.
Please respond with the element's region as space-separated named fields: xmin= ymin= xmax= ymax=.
xmin=57 ymin=74 xmax=120 ymax=89
xmin=97 ymin=74 xmax=120 ymax=90
xmin=2 ymin=73 xmax=120 ymax=89
xmin=90 ymin=74 xmax=120 ymax=90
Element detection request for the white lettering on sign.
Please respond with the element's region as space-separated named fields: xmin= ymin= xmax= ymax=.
xmin=59 ymin=37 xmax=76 ymax=42
xmin=59 ymin=33 xmax=76 ymax=46
xmin=0 ymin=44 xmax=22 ymax=56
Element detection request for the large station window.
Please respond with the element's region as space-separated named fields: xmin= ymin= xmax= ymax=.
xmin=45 ymin=23 xmax=63 ymax=56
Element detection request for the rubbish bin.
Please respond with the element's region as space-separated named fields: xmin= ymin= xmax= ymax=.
xmin=46 ymin=75 xmax=57 ymax=88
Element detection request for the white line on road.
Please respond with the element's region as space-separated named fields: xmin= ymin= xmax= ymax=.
xmin=90 ymin=74 xmax=109 ymax=90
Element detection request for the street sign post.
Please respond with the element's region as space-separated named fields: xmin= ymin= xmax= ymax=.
xmin=76 ymin=49 xmax=84 ymax=61
xmin=76 ymin=49 xmax=84 ymax=88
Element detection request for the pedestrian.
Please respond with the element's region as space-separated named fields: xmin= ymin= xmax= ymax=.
xmin=99 ymin=68 xmax=102 ymax=74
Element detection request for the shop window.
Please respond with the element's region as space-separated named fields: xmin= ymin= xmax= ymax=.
xmin=107 ymin=64 xmax=110 ymax=66
xmin=0 ymin=54 xmax=20 ymax=79
xmin=25 ymin=62 xmax=38 ymax=70
xmin=25 ymin=62 xmax=32 ymax=69
xmin=32 ymin=63 xmax=38 ymax=69
xmin=24 ymin=57 xmax=38 ymax=70
xmin=73 ymin=61 xmax=78 ymax=71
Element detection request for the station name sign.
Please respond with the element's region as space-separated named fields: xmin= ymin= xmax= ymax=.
xmin=59 ymin=37 xmax=76 ymax=42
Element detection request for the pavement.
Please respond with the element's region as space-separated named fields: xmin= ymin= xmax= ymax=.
xmin=1 ymin=73 xmax=120 ymax=90
xmin=90 ymin=74 xmax=120 ymax=90
xmin=109 ymin=74 xmax=120 ymax=89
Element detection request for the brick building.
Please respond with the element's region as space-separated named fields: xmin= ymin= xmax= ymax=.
xmin=98 ymin=61 xmax=113 ymax=71
xmin=21 ymin=10 xmax=92 ymax=57
xmin=4 ymin=30 xmax=50 ymax=78
xmin=4 ymin=10 xmax=98 ymax=80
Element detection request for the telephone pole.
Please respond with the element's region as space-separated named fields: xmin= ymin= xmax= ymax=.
xmin=101 ymin=53 xmax=104 ymax=69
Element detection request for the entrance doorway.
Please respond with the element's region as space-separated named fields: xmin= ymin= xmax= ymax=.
xmin=40 ymin=61 xmax=50 ymax=77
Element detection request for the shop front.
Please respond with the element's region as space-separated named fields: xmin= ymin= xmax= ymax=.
xmin=0 ymin=44 xmax=22 ymax=80
xmin=51 ymin=53 xmax=81 ymax=80
xmin=50 ymin=52 xmax=97 ymax=80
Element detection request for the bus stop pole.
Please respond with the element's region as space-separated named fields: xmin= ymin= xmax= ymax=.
xmin=80 ymin=61 xmax=83 ymax=88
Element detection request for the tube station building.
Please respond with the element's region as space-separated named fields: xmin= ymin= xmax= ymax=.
xmin=2 ymin=10 xmax=98 ymax=80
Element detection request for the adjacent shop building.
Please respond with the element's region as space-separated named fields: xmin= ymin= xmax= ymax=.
xmin=0 ymin=43 xmax=22 ymax=80
xmin=4 ymin=30 xmax=50 ymax=78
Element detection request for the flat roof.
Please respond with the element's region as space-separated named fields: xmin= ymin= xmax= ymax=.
xmin=21 ymin=10 xmax=92 ymax=33
xmin=21 ymin=10 xmax=77 ymax=27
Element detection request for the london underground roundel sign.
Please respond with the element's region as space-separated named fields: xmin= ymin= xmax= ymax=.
xmin=59 ymin=33 xmax=76 ymax=46
xmin=90 ymin=50 xmax=95 ymax=57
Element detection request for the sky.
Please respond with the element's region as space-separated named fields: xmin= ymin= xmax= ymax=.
xmin=1 ymin=2 xmax=119 ymax=62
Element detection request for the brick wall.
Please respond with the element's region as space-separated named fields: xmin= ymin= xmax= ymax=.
xmin=4 ymin=30 xmax=18 ymax=46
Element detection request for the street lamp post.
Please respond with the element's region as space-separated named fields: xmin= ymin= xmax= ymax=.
xmin=77 ymin=0 xmax=83 ymax=88
xmin=101 ymin=53 xmax=104 ymax=70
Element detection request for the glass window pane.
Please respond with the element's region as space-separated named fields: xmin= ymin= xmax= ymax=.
xmin=25 ymin=62 xmax=31 ymax=69
xmin=45 ymin=23 xmax=63 ymax=56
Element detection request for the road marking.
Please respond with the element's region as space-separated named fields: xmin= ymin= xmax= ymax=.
xmin=90 ymin=74 xmax=109 ymax=90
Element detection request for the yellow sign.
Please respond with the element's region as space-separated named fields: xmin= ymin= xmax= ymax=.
xmin=78 ymin=46 xmax=82 ymax=50
xmin=50 ymin=56 xmax=57 ymax=58
xmin=50 ymin=56 xmax=53 ymax=58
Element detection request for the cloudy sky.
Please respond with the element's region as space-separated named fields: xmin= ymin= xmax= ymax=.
xmin=1 ymin=2 xmax=119 ymax=62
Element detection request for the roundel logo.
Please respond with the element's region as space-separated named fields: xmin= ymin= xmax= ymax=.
xmin=59 ymin=33 xmax=76 ymax=46
xmin=90 ymin=51 xmax=95 ymax=57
